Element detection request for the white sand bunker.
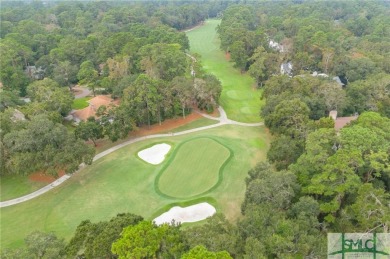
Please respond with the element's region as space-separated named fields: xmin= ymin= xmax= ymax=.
xmin=153 ymin=202 xmax=216 ymax=225
xmin=138 ymin=143 xmax=171 ymax=165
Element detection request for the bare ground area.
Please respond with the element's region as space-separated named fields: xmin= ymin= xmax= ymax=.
xmin=225 ymin=52 xmax=231 ymax=61
xmin=29 ymin=170 xmax=66 ymax=183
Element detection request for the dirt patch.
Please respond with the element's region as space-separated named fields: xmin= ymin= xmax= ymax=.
xmin=130 ymin=112 xmax=203 ymax=137
xmin=92 ymin=109 xmax=218 ymax=153
xmin=208 ymin=108 xmax=220 ymax=118
xmin=225 ymin=52 xmax=231 ymax=61
xmin=92 ymin=113 xmax=202 ymax=149
xmin=29 ymin=170 xmax=66 ymax=184
xmin=131 ymin=107 xmax=219 ymax=137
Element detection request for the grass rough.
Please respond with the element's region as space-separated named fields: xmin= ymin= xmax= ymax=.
xmin=0 ymin=175 xmax=47 ymax=202
xmin=0 ymin=20 xmax=270 ymax=249
xmin=0 ymin=125 xmax=268 ymax=249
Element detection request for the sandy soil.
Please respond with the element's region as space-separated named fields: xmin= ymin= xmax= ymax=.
xmin=128 ymin=109 xmax=218 ymax=138
xmin=29 ymin=170 xmax=66 ymax=183
xmin=153 ymin=202 xmax=216 ymax=225
xmin=225 ymin=52 xmax=231 ymax=61
xmin=130 ymin=112 xmax=202 ymax=137
xmin=138 ymin=144 xmax=171 ymax=165
xmin=33 ymin=109 xmax=218 ymax=182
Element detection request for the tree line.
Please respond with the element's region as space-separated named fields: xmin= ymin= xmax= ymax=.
xmin=218 ymin=1 xmax=390 ymax=99
xmin=217 ymin=7 xmax=390 ymax=253
xmin=0 ymin=0 xmax=228 ymax=96
xmin=1 ymin=213 xmax=233 ymax=259
xmin=1 ymin=1 xmax=389 ymax=258
xmin=0 ymin=1 xmax=224 ymax=175
xmin=4 ymin=110 xmax=388 ymax=258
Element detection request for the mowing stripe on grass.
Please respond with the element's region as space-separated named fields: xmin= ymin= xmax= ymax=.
xmin=186 ymin=19 xmax=263 ymax=123
xmin=0 ymin=125 xmax=267 ymax=249
xmin=155 ymin=136 xmax=233 ymax=199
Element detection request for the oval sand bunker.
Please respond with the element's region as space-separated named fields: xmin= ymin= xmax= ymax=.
xmin=138 ymin=143 xmax=171 ymax=165
xmin=153 ymin=202 xmax=216 ymax=225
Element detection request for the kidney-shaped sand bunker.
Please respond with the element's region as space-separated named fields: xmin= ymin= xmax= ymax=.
xmin=138 ymin=143 xmax=171 ymax=165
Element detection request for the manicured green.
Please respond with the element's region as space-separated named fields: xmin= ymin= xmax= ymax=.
xmin=186 ymin=20 xmax=263 ymax=123
xmin=72 ymin=97 xmax=91 ymax=110
xmin=0 ymin=20 xmax=269 ymax=250
xmin=156 ymin=137 xmax=231 ymax=199
xmin=0 ymin=125 xmax=269 ymax=248
xmin=0 ymin=118 xmax=217 ymax=201
xmin=0 ymin=175 xmax=47 ymax=202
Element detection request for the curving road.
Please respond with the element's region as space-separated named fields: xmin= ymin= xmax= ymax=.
xmin=0 ymin=107 xmax=263 ymax=208
xmin=73 ymin=85 xmax=91 ymax=99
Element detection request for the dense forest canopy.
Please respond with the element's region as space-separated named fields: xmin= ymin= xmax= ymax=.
xmin=0 ymin=0 xmax=228 ymax=95
xmin=1 ymin=1 xmax=390 ymax=258
xmin=0 ymin=0 xmax=226 ymax=175
xmin=217 ymin=1 xmax=389 ymax=258
xmin=218 ymin=1 xmax=390 ymax=117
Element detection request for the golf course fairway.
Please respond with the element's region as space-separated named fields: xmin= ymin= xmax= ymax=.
xmin=186 ymin=19 xmax=263 ymax=123
xmin=0 ymin=125 xmax=268 ymax=248
xmin=0 ymin=20 xmax=269 ymax=250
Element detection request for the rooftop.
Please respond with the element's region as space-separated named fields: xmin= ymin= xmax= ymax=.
xmin=335 ymin=116 xmax=358 ymax=131
xmin=329 ymin=110 xmax=358 ymax=131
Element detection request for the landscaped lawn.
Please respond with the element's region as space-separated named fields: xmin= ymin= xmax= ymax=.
xmin=186 ymin=19 xmax=264 ymax=123
xmin=0 ymin=125 xmax=269 ymax=249
xmin=72 ymin=97 xmax=91 ymax=110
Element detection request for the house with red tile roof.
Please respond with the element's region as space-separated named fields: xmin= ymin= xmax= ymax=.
xmin=329 ymin=110 xmax=358 ymax=131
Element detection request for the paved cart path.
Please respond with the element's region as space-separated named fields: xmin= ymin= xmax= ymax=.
xmin=0 ymin=107 xmax=262 ymax=208
xmin=73 ymin=85 xmax=91 ymax=99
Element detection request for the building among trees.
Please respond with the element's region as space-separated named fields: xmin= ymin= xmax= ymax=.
xmin=329 ymin=110 xmax=358 ymax=131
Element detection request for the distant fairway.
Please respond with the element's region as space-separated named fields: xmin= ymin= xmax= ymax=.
xmin=186 ymin=20 xmax=263 ymax=123
xmin=156 ymin=138 xmax=231 ymax=199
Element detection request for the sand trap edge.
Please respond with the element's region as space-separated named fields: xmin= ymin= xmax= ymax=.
xmin=138 ymin=143 xmax=171 ymax=165
xmin=153 ymin=202 xmax=216 ymax=225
